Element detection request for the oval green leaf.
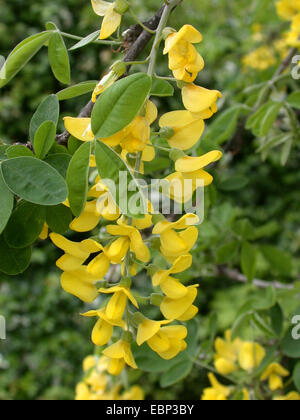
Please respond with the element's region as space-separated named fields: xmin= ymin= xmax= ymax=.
xmin=46 ymin=204 xmax=73 ymax=234
xmin=34 ymin=121 xmax=56 ymax=159
xmin=1 ymin=157 xmax=68 ymax=206
xmin=0 ymin=31 xmax=52 ymax=88
xmin=4 ymin=201 xmax=46 ymax=248
xmin=48 ymin=32 xmax=71 ymax=85
xmin=0 ymin=235 xmax=32 ymax=275
xmin=91 ymin=73 xmax=152 ymax=139
xmin=29 ymin=94 xmax=59 ymax=143
xmin=66 ymin=142 xmax=91 ymax=217
xmin=0 ymin=170 xmax=14 ymax=234
xmin=57 ymin=81 xmax=98 ymax=101
xmin=6 ymin=145 xmax=35 ymax=159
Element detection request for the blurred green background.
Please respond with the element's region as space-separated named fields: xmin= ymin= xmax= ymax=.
xmin=1 ymin=0 xmax=299 ymax=400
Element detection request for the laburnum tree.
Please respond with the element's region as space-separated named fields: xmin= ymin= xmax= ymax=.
xmin=0 ymin=0 xmax=300 ymax=401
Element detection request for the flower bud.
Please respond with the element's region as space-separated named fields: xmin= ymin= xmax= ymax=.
xmin=159 ymin=126 xmax=175 ymax=139
xmin=169 ymin=149 xmax=185 ymax=162
xmin=110 ymin=60 xmax=127 ymax=77
xmin=114 ymin=0 xmax=129 ymax=14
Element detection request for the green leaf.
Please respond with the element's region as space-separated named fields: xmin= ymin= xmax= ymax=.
xmin=68 ymin=136 xmax=83 ymax=155
xmin=216 ymin=241 xmax=240 ymax=264
xmin=66 ymin=142 xmax=91 ymax=217
xmin=270 ymin=303 xmax=284 ymax=337
xmin=48 ymin=31 xmax=71 ymax=84
xmin=205 ymin=105 xmax=243 ymax=145
xmin=33 ymin=121 xmax=56 ymax=159
xmin=69 ymin=30 xmax=100 ymax=51
xmin=0 ymin=235 xmax=31 ymax=275
xmin=160 ymin=358 xmax=193 ymax=388
xmin=46 ymin=204 xmax=72 ymax=234
xmin=252 ymin=287 xmax=276 ymax=311
xmin=44 ymin=153 xmax=71 ymax=178
xmin=95 ymin=141 xmax=147 ymax=218
xmin=150 ymin=77 xmax=174 ymax=97
xmin=0 ymin=145 xmax=9 ymax=161
xmin=4 ymin=202 xmax=46 ymax=248
xmin=0 ymin=171 xmax=14 ymax=234
xmin=0 ymin=31 xmax=52 ymax=88
xmin=232 ymin=219 xmax=255 ymax=240
xmin=132 ymin=343 xmax=176 ymax=373
xmin=231 ymin=311 xmax=252 ymax=340
xmin=6 ymin=145 xmax=35 ymax=159
xmin=282 ymin=328 xmax=300 ymax=358
xmin=1 ymin=157 xmax=68 ymax=206
xmin=252 ymin=312 xmax=276 ymax=338
xmin=280 ymin=137 xmax=293 ymax=166
xmin=218 ymin=175 xmax=249 ymax=191
xmin=260 ymin=245 xmax=293 ymax=276
xmin=246 ymin=101 xmax=281 ymax=137
xmin=286 ymin=91 xmax=300 ymax=110
xmin=293 ymin=363 xmax=300 ymax=392
xmin=29 ymin=95 xmax=59 ymax=143
xmin=57 ymin=81 xmax=98 ymax=101
xmin=91 ymin=73 xmax=152 ymax=138
xmin=241 ymin=241 xmax=257 ymax=282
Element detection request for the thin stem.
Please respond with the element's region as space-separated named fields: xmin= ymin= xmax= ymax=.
xmin=147 ymin=0 xmax=180 ymax=77
xmin=129 ymin=9 xmax=157 ymax=34
xmin=154 ymin=73 xmax=177 ymax=82
xmin=60 ymin=31 xmax=122 ymax=46
xmin=134 ymin=152 xmax=143 ymax=177
xmin=194 ymin=359 xmax=240 ymax=386
xmin=124 ymin=56 xmax=151 ymax=66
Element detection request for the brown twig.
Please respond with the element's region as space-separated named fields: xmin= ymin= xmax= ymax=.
xmin=56 ymin=5 xmax=167 ymax=146
xmin=217 ymin=266 xmax=295 ymax=290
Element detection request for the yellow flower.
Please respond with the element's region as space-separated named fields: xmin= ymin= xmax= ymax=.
xmin=201 ymin=373 xmax=231 ymax=400
xmin=153 ymin=214 xmax=199 ymax=261
xmin=82 ymin=308 xmax=126 ymax=346
xmin=67 ymin=200 xmax=101 ymax=233
xmin=121 ymin=386 xmax=145 ymax=400
xmin=182 ymin=83 xmax=222 ymax=115
xmin=260 ymin=363 xmax=289 ymax=391
xmin=238 ymin=342 xmax=266 ymax=372
xmin=159 ymin=111 xmax=205 ymax=151
xmin=103 ymin=339 xmax=137 ymax=375
xmin=61 ymin=266 xmax=100 ymax=303
xmin=119 ymin=101 xmax=157 ymax=154
xmin=152 ymin=254 xmax=193 ymax=299
xmin=214 ymin=330 xmax=243 ymax=375
xmin=89 ymin=178 xmax=121 ymax=221
xmin=164 ymin=25 xmax=204 ymax=83
xmin=242 ymin=46 xmax=276 ymax=71
xmin=160 ymin=284 xmax=199 ymax=321
xmin=276 ymin=0 xmax=300 ymax=20
xmin=98 ymin=285 xmax=139 ymax=323
xmin=39 ymin=223 xmax=49 ymax=240
xmin=274 ymin=391 xmax=300 ymax=401
xmin=83 ymin=355 xmax=97 ymax=372
xmin=75 ymin=382 xmax=91 ymax=400
xmin=137 ymin=319 xmax=187 ymax=360
xmin=85 ymin=369 xmax=108 ymax=393
xmin=165 ymin=150 xmax=222 ymax=203
xmin=91 ymin=0 xmax=122 ymax=40
xmin=106 ymin=220 xmax=151 ymax=263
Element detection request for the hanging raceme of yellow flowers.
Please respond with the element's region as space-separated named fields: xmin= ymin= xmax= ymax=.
xmin=49 ymin=3 xmax=224 ymax=383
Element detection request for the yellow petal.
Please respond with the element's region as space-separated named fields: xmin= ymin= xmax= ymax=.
xmin=50 ymin=233 xmax=90 ymax=259
xmin=161 ymin=325 xmax=188 ymax=340
xmin=123 ymin=342 xmax=138 ymax=369
xmin=56 ymin=254 xmax=85 ymax=271
xmin=91 ymin=0 xmax=111 ymax=16
xmin=64 ymin=117 xmax=94 ymax=141
xmin=136 ymin=319 xmax=171 ymax=346
xmin=182 ymin=84 xmax=222 ymax=114
xmin=215 ymin=357 xmax=238 ymax=375
xmin=61 ymin=270 xmax=98 ymax=303
xmin=87 ymin=253 xmax=110 ymax=278
xmin=70 ymin=201 xmax=101 ymax=233
xmin=177 ymin=305 xmax=198 ymax=321
xmin=160 ymin=285 xmax=198 ymax=320
xmin=159 ymin=110 xmax=197 ymax=129
xmin=39 ymin=223 xmax=48 ymax=240
xmin=168 ymin=119 xmax=205 ymax=151
xmin=238 ymin=342 xmax=266 ymax=371
xmin=105 ymin=237 xmax=130 ymax=263
xmin=145 ymin=100 xmax=158 ymax=124
xmin=157 ymin=338 xmax=187 ymax=360
xmin=105 ymin=291 xmax=127 ymax=321
xmin=269 ymin=374 xmax=283 ymax=391
xmin=160 ymin=277 xmax=188 ymax=299
xmin=92 ymin=318 xmax=113 ymax=346
xmin=175 ymin=151 xmax=223 ymax=172
xmin=99 ymin=5 xmax=122 ymax=40
xmin=147 ymin=332 xmax=170 ymax=353
xmin=164 ymin=25 xmax=202 ymax=54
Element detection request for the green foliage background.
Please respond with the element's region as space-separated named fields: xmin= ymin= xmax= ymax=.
xmin=0 ymin=0 xmax=299 ymax=400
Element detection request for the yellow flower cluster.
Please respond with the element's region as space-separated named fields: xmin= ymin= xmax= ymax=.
xmin=243 ymin=1 xmax=300 ymax=72
xmin=277 ymin=0 xmax=300 ymax=47
xmin=50 ymin=24 xmax=223 ymax=379
xmin=202 ymin=330 xmax=299 ymax=401
xmin=75 ymin=355 xmax=144 ymax=400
